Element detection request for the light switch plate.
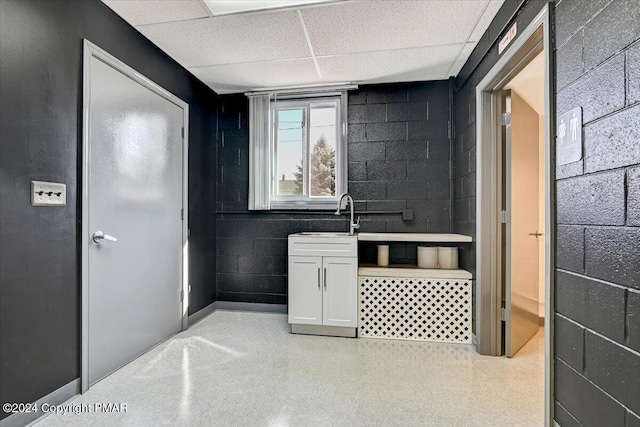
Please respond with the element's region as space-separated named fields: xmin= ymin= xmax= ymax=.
xmin=31 ymin=181 xmax=66 ymax=206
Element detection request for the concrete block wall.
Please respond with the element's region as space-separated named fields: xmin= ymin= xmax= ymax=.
xmin=553 ymin=0 xmax=640 ymax=425
xmin=215 ymin=82 xmax=453 ymax=304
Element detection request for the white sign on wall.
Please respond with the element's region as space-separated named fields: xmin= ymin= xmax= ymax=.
xmin=556 ymin=107 xmax=583 ymax=165
xmin=499 ymin=23 xmax=518 ymax=54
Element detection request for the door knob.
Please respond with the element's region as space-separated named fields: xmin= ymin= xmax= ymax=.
xmin=528 ymin=231 xmax=543 ymax=238
xmin=92 ymin=231 xmax=118 ymax=244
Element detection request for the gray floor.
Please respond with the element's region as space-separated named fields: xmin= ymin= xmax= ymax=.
xmin=36 ymin=311 xmax=544 ymax=427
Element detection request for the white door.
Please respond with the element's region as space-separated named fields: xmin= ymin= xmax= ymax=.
xmin=288 ymin=256 xmax=323 ymax=325
xmin=322 ymin=257 xmax=357 ymax=327
xmin=85 ymin=49 xmax=185 ymax=385
xmin=504 ymin=90 xmax=540 ymax=357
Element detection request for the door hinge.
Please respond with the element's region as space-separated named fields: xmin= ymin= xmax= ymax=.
xmin=181 ymin=127 xmax=185 ymax=139
xmin=180 ymin=289 xmax=184 ymax=302
xmin=181 ymin=208 xmax=184 ymax=220
xmin=500 ymin=112 xmax=511 ymax=126
xmin=500 ymin=210 xmax=510 ymax=224
xmin=501 ymin=307 xmax=507 ymax=321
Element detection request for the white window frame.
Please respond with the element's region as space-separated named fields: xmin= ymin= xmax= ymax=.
xmin=248 ymin=90 xmax=349 ymax=210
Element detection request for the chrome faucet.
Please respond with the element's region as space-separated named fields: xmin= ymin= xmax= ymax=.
xmin=335 ymin=193 xmax=360 ymax=235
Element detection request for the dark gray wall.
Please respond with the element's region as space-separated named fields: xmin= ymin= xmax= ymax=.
xmin=216 ymin=82 xmax=453 ymax=303
xmin=553 ymin=0 xmax=640 ymax=425
xmin=453 ymin=0 xmax=546 ymax=275
xmin=453 ymin=0 xmax=640 ymax=424
xmin=0 ymin=0 xmax=217 ymax=418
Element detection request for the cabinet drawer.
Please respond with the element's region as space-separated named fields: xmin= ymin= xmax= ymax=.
xmin=288 ymin=235 xmax=357 ymax=258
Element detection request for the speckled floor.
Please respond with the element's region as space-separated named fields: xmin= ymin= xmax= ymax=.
xmin=35 ymin=311 xmax=544 ymax=427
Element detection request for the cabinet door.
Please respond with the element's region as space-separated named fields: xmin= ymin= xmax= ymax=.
xmin=322 ymin=257 xmax=358 ymax=328
xmin=288 ymin=256 xmax=323 ymax=325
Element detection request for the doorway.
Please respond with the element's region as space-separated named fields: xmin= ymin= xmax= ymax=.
xmin=81 ymin=40 xmax=190 ymax=391
xmin=473 ymin=4 xmax=554 ymax=426
xmin=501 ymin=50 xmax=546 ymax=357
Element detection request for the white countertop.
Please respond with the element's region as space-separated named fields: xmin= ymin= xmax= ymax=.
xmin=358 ymin=265 xmax=473 ymax=279
xmin=357 ymin=233 xmax=472 ymax=243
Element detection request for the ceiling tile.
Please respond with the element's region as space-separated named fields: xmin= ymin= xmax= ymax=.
xmin=302 ymin=0 xmax=489 ymax=56
xmin=137 ymin=11 xmax=311 ymax=67
xmin=102 ymin=0 xmax=209 ymax=26
xmin=188 ymin=58 xmax=320 ymax=94
xmin=468 ymin=0 xmax=505 ymax=42
xmin=316 ymin=45 xmax=463 ymax=84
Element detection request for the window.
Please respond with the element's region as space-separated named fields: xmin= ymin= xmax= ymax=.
xmin=248 ymin=91 xmax=348 ymax=210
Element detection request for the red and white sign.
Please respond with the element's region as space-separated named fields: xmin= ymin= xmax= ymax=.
xmin=498 ymin=23 xmax=517 ymax=54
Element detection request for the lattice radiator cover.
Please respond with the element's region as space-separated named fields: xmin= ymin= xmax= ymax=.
xmin=358 ymin=276 xmax=472 ymax=344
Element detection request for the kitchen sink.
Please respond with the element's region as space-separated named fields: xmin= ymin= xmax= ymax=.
xmin=295 ymin=232 xmax=354 ymax=237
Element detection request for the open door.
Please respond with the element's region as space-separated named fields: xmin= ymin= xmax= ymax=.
xmin=502 ymin=89 xmax=540 ymax=357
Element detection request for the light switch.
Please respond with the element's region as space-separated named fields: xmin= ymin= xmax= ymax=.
xmin=31 ymin=181 xmax=66 ymax=206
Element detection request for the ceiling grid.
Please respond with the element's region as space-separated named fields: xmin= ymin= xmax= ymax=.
xmin=102 ymin=0 xmax=505 ymax=94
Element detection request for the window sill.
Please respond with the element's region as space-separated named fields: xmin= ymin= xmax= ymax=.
xmin=268 ymin=200 xmax=339 ymax=211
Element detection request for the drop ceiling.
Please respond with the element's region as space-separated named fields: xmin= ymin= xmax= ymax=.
xmin=103 ymin=0 xmax=504 ymax=94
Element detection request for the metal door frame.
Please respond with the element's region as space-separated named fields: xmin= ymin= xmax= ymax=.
xmin=474 ymin=4 xmax=555 ymax=426
xmin=81 ymin=39 xmax=189 ymax=393
xmin=502 ymin=89 xmax=513 ymax=357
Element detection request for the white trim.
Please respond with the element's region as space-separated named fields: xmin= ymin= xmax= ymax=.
xmin=0 ymin=379 xmax=80 ymax=427
xmin=81 ymin=39 xmax=190 ymax=393
xmin=473 ymin=4 xmax=554 ymax=426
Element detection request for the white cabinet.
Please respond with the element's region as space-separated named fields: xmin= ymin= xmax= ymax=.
xmin=322 ymin=257 xmax=357 ymax=328
xmin=288 ymin=256 xmax=322 ymax=325
xmin=288 ymin=234 xmax=358 ymax=336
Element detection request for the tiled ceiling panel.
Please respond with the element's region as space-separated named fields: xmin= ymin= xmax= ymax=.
xmin=136 ymin=10 xmax=311 ymax=67
xmin=189 ymin=58 xmax=320 ymax=94
xmin=102 ymin=0 xmax=505 ymax=94
xmin=469 ymin=0 xmax=504 ymax=41
xmin=316 ymin=45 xmax=461 ymax=85
xmin=301 ymin=0 xmax=487 ymax=56
xmin=103 ymin=0 xmax=210 ymax=26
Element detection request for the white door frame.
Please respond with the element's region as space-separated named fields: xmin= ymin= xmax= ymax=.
xmin=474 ymin=4 xmax=554 ymax=426
xmin=81 ymin=39 xmax=190 ymax=393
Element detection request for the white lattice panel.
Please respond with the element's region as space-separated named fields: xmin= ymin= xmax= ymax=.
xmin=358 ymin=276 xmax=472 ymax=344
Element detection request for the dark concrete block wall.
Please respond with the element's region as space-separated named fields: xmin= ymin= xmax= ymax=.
xmin=215 ymin=82 xmax=452 ymax=304
xmin=454 ymin=0 xmax=639 ymax=424
xmin=453 ymin=0 xmax=547 ymax=275
xmin=553 ymin=0 xmax=640 ymax=425
xmin=0 ymin=0 xmax=217 ymax=418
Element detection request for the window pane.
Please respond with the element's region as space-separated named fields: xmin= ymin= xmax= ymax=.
xmin=276 ymin=108 xmax=304 ymax=196
xmin=309 ymin=102 xmax=337 ymax=197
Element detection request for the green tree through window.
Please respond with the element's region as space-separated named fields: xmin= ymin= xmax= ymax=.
xmin=294 ymin=135 xmax=335 ymax=196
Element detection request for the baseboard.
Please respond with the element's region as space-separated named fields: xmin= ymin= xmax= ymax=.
xmin=216 ymin=301 xmax=287 ymax=314
xmin=0 ymin=378 xmax=80 ymax=427
xmin=188 ymin=301 xmax=218 ymax=326
xmin=292 ymin=324 xmax=356 ymax=337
